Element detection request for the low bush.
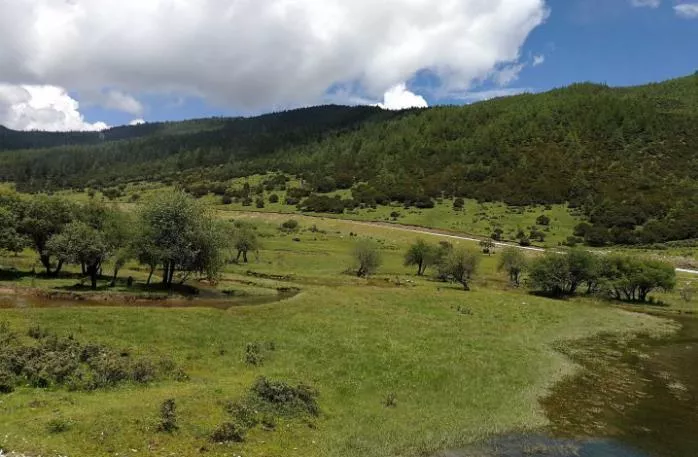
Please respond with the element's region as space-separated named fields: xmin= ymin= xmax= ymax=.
xmin=251 ymin=376 xmax=319 ymax=417
xmin=0 ymin=325 xmax=180 ymax=393
xmin=211 ymin=421 xmax=247 ymax=443
xmin=158 ymin=399 xmax=178 ymax=433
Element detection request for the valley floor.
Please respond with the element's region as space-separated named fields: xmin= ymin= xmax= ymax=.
xmin=0 ymin=215 xmax=687 ymax=457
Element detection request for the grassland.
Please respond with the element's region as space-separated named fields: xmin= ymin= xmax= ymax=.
xmin=51 ymin=176 xmax=583 ymax=248
xmin=0 ymin=213 xmax=683 ymax=457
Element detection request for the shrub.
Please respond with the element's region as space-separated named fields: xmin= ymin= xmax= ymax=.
xmin=280 ymin=219 xmax=300 ymax=232
xmin=453 ymin=198 xmax=465 ymax=210
xmin=158 ymin=399 xmax=178 ymax=433
xmin=352 ymin=239 xmax=382 ymax=277
xmin=384 ymin=393 xmax=397 ymax=408
xmin=225 ymin=401 xmax=259 ymax=428
xmin=251 ymin=377 xmax=319 ymax=417
xmin=255 ymin=197 xmax=265 ymax=208
xmin=536 ymin=215 xmax=551 ymax=226
xmin=245 ymin=342 xmax=264 ymax=366
xmin=46 ymin=417 xmax=71 ymax=434
xmin=0 ymin=370 xmax=16 ymax=394
xmin=211 ymin=421 xmax=247 ymax=443
xmin=268 ymin=194 xmax=279 ymax=204
xmin=221 ymin=195 xmax=233 ymax=205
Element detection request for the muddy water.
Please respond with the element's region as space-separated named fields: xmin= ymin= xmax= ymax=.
xmin=0 ymin=288 xmax=300 ymax=311
xmin=439 ymin=311 xmax=698 ymax=457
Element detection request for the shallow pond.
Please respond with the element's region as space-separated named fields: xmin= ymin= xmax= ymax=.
xmin=441 ymin=311 xmax=698 ymax=457
xmin=0 ymin=288 xmax=300 ymax=310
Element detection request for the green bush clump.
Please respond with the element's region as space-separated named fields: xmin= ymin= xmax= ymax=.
xmin=158 ymin=399 xmax=178 ymax=433
xmin=211 ymin=421 xmax=247 ymax=443
xmin=0 ymin=325 xmax=181 ymax=393
xmin=211 ymin=377 xmax=320 ymax=445
xmin=252 ymin=377 xmax=319 ymax=417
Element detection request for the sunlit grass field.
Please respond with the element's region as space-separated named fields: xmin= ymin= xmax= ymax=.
xmin=0 ymin=214 xmax=679 ymax=457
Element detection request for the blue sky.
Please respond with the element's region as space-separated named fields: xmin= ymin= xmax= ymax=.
xmin=0 ymin=0 xmax=696 ymax=130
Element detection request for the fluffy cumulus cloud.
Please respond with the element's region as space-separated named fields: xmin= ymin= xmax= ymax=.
xmin=0 ymin=84 xmax=108 ymax=131
xmin=375 ymin=84 xmax=428 ymax=110
xmin=0 ymin=0 xmax=548 ymax=130
xmin=674 ymin=3 xmax=698 ymax=18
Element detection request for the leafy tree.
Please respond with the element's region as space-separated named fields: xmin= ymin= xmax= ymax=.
xmin=404 ymin=239 xmax=436 ymax=276
xmin=498 ymin=248 xmax=527 ymax=286
xmin=47 ymin=222 xmax=109 ymax=290
xmin=103 ymin=210 xmax=136 ymax=287
xmin=529 ymin=249 xmax=600 ymax=297
xmin=233 ymin=227 xmax=259 ymax=264
xmin=601 ymin=256 xmax=676 ymax=302
xmin=439 ymin=248 xmax=480 ymax=290
xmin=136 ymin=191 xmax=226 ymax=287
xmin=15 ymin=195 xmax=76 ymax=275
xmin=566 ymin=249 xmax=600 ymax=295
xmin=353 ymin=239 xmax=382 ymax=277
xmin=0 ymin=206 xmax=26 ymax=256
xmin=528 ymin=253 xmax=573 ymax=297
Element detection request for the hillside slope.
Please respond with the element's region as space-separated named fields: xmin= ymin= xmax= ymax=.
xmin=1 ymin=74 xmax=697 ymax=245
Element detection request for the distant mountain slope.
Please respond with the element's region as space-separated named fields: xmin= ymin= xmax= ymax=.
xmin=1 ymin=74 xmax=697 ymax=245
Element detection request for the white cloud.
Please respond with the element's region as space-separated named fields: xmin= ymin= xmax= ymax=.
xmin=374 ymin=84 xmax=428 ymax=110
xmin=0 ymin=84 xmax=108 ymax=131
xmin=101 ymin=90 xmax=143 ymax=116
xmin=492 ymin=63 xmax=526 ymax=86
xmin=675 ymin=3 xmax=698 ymax=18
xmin=0 ymin=0 xmax=548 ymax=110
xmin=129 ymin=118 xmax=145 ymax=126
xmin=532 ymin=55 xmax=546 ymax=67
xmin=630 ymin=0 xmax=661 ymax=7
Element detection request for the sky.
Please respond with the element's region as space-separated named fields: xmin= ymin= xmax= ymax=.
xmin=0 ymin=0 xmax=696 ymax=131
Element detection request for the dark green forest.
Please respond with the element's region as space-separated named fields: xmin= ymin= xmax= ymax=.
xmin=1 ymin=74 xmax=697 ymax=246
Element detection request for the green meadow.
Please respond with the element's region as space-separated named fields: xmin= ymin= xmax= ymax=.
xmin=0 ymin=214 xmax=678 ymax=457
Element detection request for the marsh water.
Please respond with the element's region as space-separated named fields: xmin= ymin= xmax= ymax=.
xmin=440 ymin=311 xmax=698 ymax=457
xmin=0 ymin=288 xmax=300 ymax=311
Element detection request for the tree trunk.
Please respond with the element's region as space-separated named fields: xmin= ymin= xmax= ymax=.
xmin=147 ymin=266 xmax=155 ymax=285
xmin=110 ymin=267 xmax=119 ymax=287
xmin=53 ymin=259 xmax=64 ymax=277
xmin=242 ymin=250 xmax=248 ymax=263
xmin=87 ymin=265 xmax=99 ymax=290
xmin=40 ymin=254 xmax=52 ymax=275
xmin=162 ymin=263 xmax=170 ymax=285
xmin=461 ymin=280 xmax=470 ymax=291
xmin=168 ymin=265 xmax=175 ymax=286
xmin=81 ymin=262 xmax=87 ymax=275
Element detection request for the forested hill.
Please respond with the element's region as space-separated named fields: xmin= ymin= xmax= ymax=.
xmin=1 ymin=73 xmax=698 ymax=245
